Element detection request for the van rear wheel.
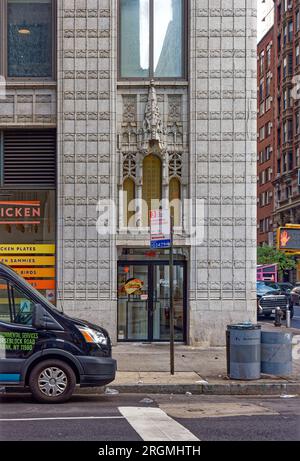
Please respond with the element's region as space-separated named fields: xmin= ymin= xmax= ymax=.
xmin=29 ymin=360 xmax=76 ymax=403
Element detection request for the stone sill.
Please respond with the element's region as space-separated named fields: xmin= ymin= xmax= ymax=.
xmin=5 ymin=81 xmax=57 ymax=89
xmin=117 ymin=80 xmax=189 ymax=88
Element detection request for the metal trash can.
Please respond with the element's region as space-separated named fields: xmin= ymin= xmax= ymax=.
xmin=227 ymin=323 xmax=261 ymax=380
xmin=226 ymin=329 xmax=230 ymax=376
xmin=261 ymin=331 xmax=293 ymax=376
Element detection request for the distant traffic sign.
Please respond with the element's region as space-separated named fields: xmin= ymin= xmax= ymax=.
xmin=150 ymin=210 xmax=171 ymax=249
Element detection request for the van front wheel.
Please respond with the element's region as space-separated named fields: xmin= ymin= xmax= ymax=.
xmin=29 ymin=360 xmax=76 ymax=403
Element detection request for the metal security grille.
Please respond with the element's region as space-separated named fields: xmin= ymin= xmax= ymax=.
xmin=3 ymin=130 xmax=56 ymax=187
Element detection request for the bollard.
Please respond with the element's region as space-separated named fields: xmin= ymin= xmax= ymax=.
xmin=274 ymin=307 xmax=282 ymax=327
xmin=286 ymin=309 xmax=291 ymax=328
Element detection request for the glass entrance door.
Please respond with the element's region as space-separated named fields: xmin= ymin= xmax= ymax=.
xmin=152 ymin=264 xmax=185 ymax=341
xmin=118 ymin=262 xmax=186 ymax=342
xmin=117 ymin=265 xmax=149 ymax=341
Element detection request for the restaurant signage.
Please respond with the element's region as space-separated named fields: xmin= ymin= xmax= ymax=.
xmin=0 ymin=201 xmax=41 ymax=225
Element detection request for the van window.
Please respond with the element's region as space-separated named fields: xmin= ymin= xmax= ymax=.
xmin=0 ymin=280 xmax=34 ymax=326
xmin=11 ymin=286 xmax=34 ymax=326
xmin=0 ymin=279 xmax=11 ymax=323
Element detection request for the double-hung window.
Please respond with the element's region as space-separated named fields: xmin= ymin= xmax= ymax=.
xmin=119 ymin=0 xmax=187 ymax=79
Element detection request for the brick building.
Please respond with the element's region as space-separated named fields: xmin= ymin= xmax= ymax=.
xmin=273 ymin=1 xmax=300 ymax=232
xmin=257 ymin=26 xmax=275 ymax=246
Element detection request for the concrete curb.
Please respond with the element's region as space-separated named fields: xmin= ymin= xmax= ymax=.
xmin=73 ymin=382 xmax=300 ymax=396
xmin=4 ymin=382 xmax=300 ymax=397
xmin=201 ymin=382 xmax=300 ymax=396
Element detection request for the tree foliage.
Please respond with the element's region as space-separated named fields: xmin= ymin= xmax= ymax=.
xmin=257 ymin=246 xmax=296 ymax=272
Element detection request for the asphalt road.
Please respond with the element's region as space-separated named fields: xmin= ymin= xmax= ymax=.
xmin=0 ymin=393 xmax=299 ymax=441
xmin=260 ymin=305 xmax=300 ymax=329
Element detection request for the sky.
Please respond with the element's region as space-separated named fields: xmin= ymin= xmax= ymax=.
xmin=257 ymin=0 xmax=274 ymax=42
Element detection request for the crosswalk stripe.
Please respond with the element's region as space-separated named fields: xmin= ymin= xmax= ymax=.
xmin=118 ymin=407 xmax=200 ymax=442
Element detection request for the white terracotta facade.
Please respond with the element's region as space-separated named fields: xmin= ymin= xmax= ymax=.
xmin=0 ymin=0 xmax=258 ymax=346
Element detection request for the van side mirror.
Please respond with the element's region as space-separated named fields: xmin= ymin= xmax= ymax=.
xmin=32 ymin=304 xmax=47 ymax=330
xmin=32 ymin=304 xmax=64 ymax=331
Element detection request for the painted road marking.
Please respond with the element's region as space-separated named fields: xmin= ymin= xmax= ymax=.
xmin=0 ymin=416 xmax=124 ymax=422
xmin=118 ymin=407 xmax=200 ymax=442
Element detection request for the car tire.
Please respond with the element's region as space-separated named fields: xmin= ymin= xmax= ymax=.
xmin=29 ymin=360 xmax=76 ymax=404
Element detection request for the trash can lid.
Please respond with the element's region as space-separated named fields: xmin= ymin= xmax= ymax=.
xmin=227 ymin=322 xmax=261 ymax=330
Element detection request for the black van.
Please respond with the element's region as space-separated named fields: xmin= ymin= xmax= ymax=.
xmin=0 ymin=263 xmax=116 ymax=403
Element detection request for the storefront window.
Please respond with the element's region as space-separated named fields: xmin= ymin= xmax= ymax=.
xmin=0 ymin=190 xmax=56 ymax=303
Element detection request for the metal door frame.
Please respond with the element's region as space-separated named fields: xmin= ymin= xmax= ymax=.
xmin=117 ymin=260 xmax=187 ymax=343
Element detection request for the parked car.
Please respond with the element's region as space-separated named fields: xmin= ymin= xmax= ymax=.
xmin=0 ymin=263 xmax=117 ymax=403
xmin=263 ymin=281 xmax=293 ymax=292
xmin=256 ymin=282 xmax=292 ymax=319
xmin=260 ymin=281 xmax=295 ymax=313
xmin=277 ymin=282 xmax=295 ymax=292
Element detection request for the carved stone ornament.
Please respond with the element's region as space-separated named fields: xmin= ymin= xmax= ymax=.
xmin=169 ymin=152 xmax=182 ymax=178
xmin=139 ymin=80 xmax=166 ymax=152
xmin=123 ymin=95 xmax=137 ymax=124
xmin=122 ymin=152 xmax=137 ymax=179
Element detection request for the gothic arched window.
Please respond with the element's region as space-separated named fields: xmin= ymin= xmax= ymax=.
xmin=123 ymin=178 xmax=136 ymax=227
xmin=142 ymin=154 xmax=162 ymax=226
xmin=169 ymin=176 xmax=181 ymax=226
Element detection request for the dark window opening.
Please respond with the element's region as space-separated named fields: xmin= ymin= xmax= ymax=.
xmin=6 ymin=0 xmax=54 ymax=78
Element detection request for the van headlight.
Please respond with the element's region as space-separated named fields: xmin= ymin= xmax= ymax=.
xmin=78 ymin=327 xmax=108 ymax=345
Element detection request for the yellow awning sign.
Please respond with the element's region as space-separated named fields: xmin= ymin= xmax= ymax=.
xmin=0 ymin=244 xmax=55 ymax=255
xmin=0 ymin=256 xmax=55 ymax=266
xmin=13 ymin=268 xmax=56 ymax=278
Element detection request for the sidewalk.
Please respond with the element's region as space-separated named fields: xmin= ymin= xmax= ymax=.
xmin=99 ymin=323 xmax=300 ymax=396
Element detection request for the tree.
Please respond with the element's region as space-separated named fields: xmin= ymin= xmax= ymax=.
xmin=257 ymin=246 xmax=296 ymax=277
